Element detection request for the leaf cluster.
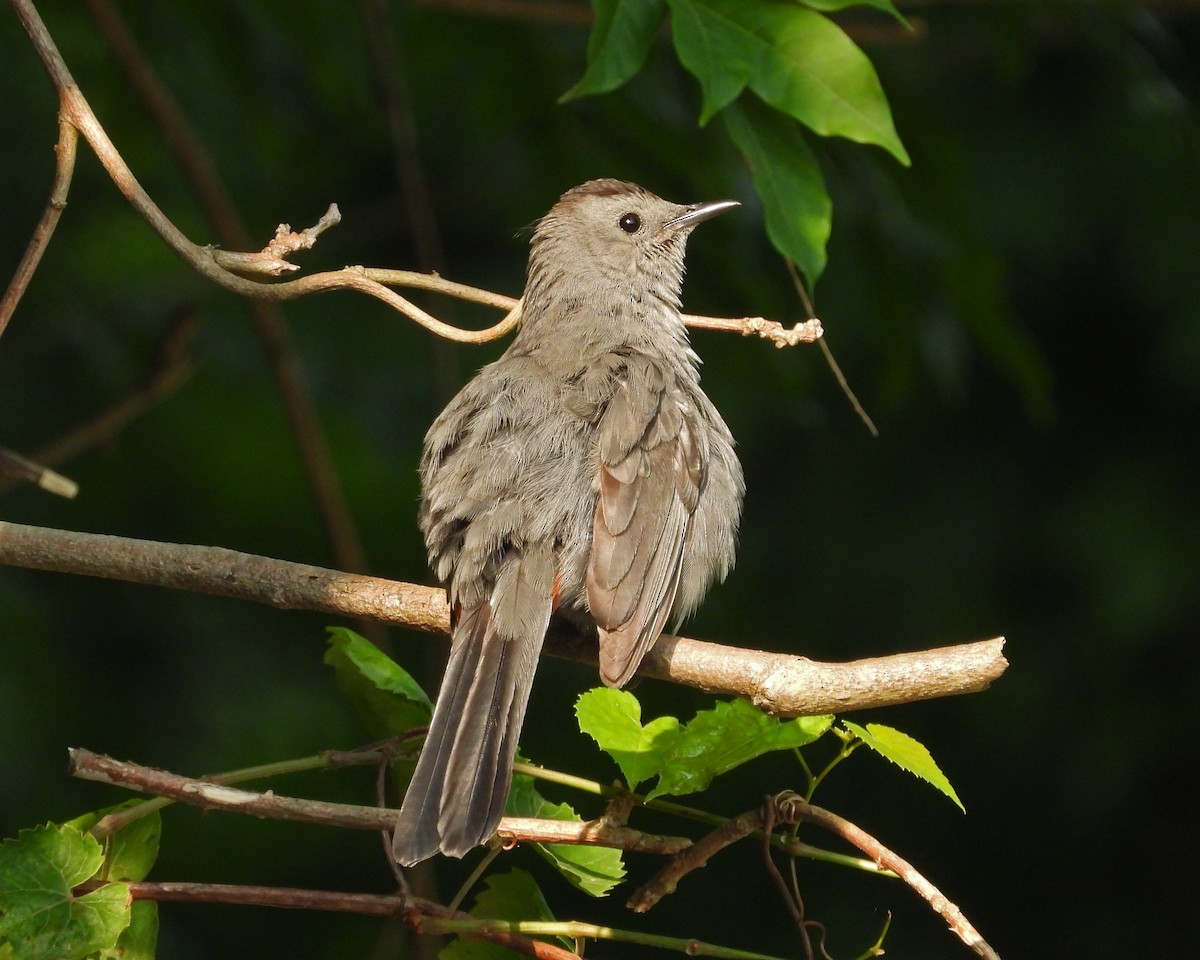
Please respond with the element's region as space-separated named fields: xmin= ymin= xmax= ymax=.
xmin=564 ymin=0 xmax=910 ymax=285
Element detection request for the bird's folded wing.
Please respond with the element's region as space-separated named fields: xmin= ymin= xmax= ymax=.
xmin=587 ymin=364 xmax=705 ymax=687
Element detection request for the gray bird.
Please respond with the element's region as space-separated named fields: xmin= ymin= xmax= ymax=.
xmin=392 ymin=179 xmax=745 ymax=865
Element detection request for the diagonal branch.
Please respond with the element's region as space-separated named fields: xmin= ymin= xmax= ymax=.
xmin=0 ymin=520 xmax=1007 ymax=714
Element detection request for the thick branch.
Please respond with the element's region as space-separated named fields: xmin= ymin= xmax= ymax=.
xmin=0 ymin=521 xmax=1007 ymax=714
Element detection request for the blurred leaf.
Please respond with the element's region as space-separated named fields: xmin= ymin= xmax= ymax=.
xmin=0 ymin=825 xmax=130 ymax=960
xmin=575 ymin=688 xmax=680 ymax=790
xmin=508 ymin=772 xmax=626 ymax=897
xmin=667 ymin=0 xmax=909 ymax=165
xmin=801 ymin=0 xmax=906 ymax=26
xmin=648 ymin=700 xmax=832 ymax=801
xmin=440 ymin=869 xmax=560 ymax=960
xmin=64 ymin=803 xmax=160 ymax=883
xmin=842 ymin=721 xmax=964 ymax=812
xmin=324 ymin=627 xmax=432 ymax=739
xmin=723 ymin=97 xmax=831 ymax=283
xmin=561 ymin=0 xmax=667 ymax=101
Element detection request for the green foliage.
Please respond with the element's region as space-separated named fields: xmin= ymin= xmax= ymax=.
xmin=440 ymin=869 xmax=561 ymax=960
xmin=577 ymin=688 xmax=832 ymax=800
xmin=564 ymin=0 xmax=908 ymax=283
xmin=0 ymin=807 xmax=162 ymax=960
xmin=722 ymin=97 xmax=831 ymax=283
xmin=842 ymin=721 xmax=964 ymax=812
xmin=65 ymin=804 xmax=161 ymax=883
xmin=324 ymin=627 xmax=432 ymax=739
xmin=0 ymin=825 xmax=130 ymax=960
xmin=507 ymin=774 xmax=626 ymax=897
xmin=560 ymin=0 xmax=667 ymax=100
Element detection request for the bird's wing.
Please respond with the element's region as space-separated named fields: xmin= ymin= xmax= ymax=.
xmin=586 ymin=361 xmax=705 ymax=687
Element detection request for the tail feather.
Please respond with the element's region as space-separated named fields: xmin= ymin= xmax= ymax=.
xmin=392 ymin=552 xmax=552 ymax=865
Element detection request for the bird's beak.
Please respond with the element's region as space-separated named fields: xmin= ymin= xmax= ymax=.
xmin=666 ymin=199 xmax=740 ymax=230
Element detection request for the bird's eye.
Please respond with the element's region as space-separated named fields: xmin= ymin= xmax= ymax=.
xmin=618 ymin=212 xmax=641 ymax=234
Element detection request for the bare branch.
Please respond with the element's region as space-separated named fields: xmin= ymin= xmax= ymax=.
xmin=72 ymin=879 xmax=580 ymax=960
xmin=631 ymin=791 xmax=1001 ymax=960
xmin=209 ymin=205 xmax=344 ymax=276
xmin=682 ymin=314 xmax=824 ymax=348
xmin=772 ymin=793 xmax=1002 ymax=960
xmin=0 ymin=308 xmax=197 ymax=498
xmin=68 ymin=748 xmax=691 ymax=855
xmin=0 ymin=118 xmax=77 ymax=340
xmin=75 ymin=0 xmax=371 ymax=582
xmin=0 ymin=446 xmax=78 ymax=498
xmin=0 ymin=521 xmax=1007 ymax=714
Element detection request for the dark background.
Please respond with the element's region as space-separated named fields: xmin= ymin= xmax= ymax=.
xmin=2 ymin=3 xmax=1197 ymax=958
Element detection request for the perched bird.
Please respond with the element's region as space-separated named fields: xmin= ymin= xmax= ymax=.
xmin=393 ymin=179 xmax=745 ymax=865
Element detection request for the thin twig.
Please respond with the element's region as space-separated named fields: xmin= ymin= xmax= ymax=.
xmin=774 ymin=793 xmax=1001 ymax=960
xmin=632 ymin=792 xmax=1000 ymax=960
xmin=0 ymin=446 xmax=78 ymax=498
xmin=79 ymin=0 xmax=371 ymax=581
xmin=0 ymin=117 xmax=77 ymax=340
xmin=0 ymin=520 xmax=1008 ymax=714
xmin=67 ymin=748 xmax=691 ymax=854
xmin=0 ymin=308 xmax=197 ymax=497
xmin=72 ymin=879 xmax=576 ymax=960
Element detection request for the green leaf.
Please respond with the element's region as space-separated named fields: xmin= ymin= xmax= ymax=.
xmin=668 ymin=0 xmax=755 ymax=123
xmin=440 ymin=869 xmax=559 ymax=960
xmin=842 ymin=721 xmax=965 ymax=812
xmin=114 ymin=902 xmax=158 ymax=960
xmin=65 ymin=803 xmax=161 ymax=882
xmin=648 ymin=700 xmax=832 ymax=800
xmin=723 ymin=97 xmax=831 ymax=284
xmin=0 ymin=825 xmax=131 ymax=960
xmin=667 ymin=0 xmax=910 ymax=164
xmin=575 ymin=688 xmax=680 ymax=790
xmin=324 ymin=627 xmax=432 ymax=739
xmin=800 ymin=0 xmax=907 ymax=27
xmin=561 ymin=0 xmax=667 ymax=101
xmin=507 ymin=773 xmax=626 ymax=898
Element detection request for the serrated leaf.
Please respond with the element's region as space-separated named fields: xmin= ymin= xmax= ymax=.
xmin=667 ymin=0 xmax=909 ymax=164
xmin=648 ymin=700 xmax=833 ymax=800
xmin=0 ymin=825 xmax=131 ymax=960
xmin=575 ymin=688 xmax=680 ymax=789
xmin=507 ymin=773 xmax=625 ymax=897
xmin=842 ymin=721 xmax=965 ymax=812
xmin=723 ymin=97 xmax=831 ymax=284
xmin=440 ymin=869 xmax=559 ymax=960
xmin=325 ymin=627 xmax=432 ymax=739
xmin=561 ymin=0 xmax=667 ymax=101
xmin=65 ymin=803 xmax=160 ymax=882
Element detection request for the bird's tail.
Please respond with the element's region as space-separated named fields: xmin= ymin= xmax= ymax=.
xmin=392 ymin=549 xmax=553 ymax=865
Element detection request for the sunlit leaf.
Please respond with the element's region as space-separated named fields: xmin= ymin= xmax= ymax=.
xmin=0 ymin=825 xmax=130 ymax=960
xmin=667 ymin=0 xmax=909 ymax=163
xmin=324 ymin=627 xmax=432 ymax=739
xmin=648 ymin=700 xmax=833 ymax=800
xmin=843 ymin=721 xmax=965 ymax=812
xmin=575 ymin=688 xmax=680 ymax=789
xmin=507 ymin=772 xmax=626 ymax=897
